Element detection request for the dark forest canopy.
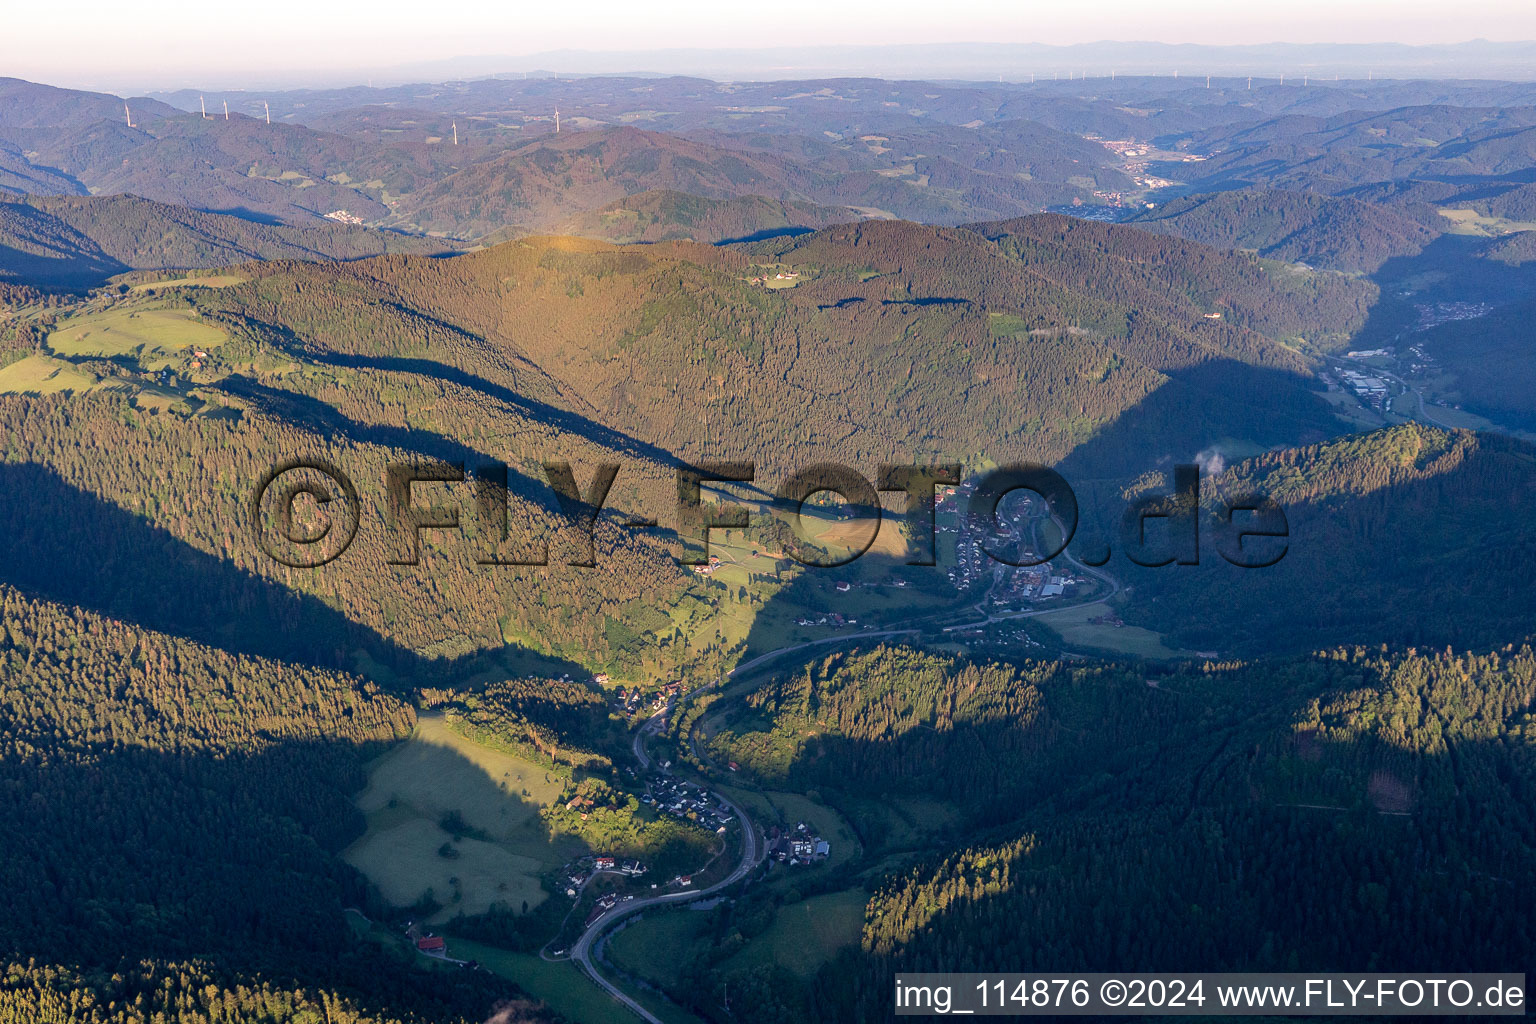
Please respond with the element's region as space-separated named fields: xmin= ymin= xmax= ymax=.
xmin=0 ymin=583 xmax=548 ymax=1023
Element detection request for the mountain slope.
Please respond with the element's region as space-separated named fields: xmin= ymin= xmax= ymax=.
xmin=191 ymin=217 xmax=1362 ymax=483
xmin=1124 ymin=189 xmax=1443 ymax=271
xmin=551 ymin=189 xmax=859 ymax=244
xmin=1122 ymin=423 xmax=1536 ymax=654
xmin=0 ymin=194 xmax=454 ymax=287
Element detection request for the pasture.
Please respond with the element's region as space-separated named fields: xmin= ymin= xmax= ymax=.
xmin=0 ymin=354 xmax=97 ymax=394
xmin=724 ymin=888 xmax=867 ymax=977
xmin=48 ymin=307 xmax=228 ymax=366
xmin=1032 ymin=601 xmax=1193 ymax=659
xmin=130 ymin=273 xmax=246 ymax=291
xmin=606 ymin=910 xmax=702 ymax=991
xmin=343 ymin=715 xmax=577 ymax=923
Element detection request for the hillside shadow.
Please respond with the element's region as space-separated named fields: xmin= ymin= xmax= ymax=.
xmin=1351 ymin=232 xmax=1536 ymax=347
xmin=0 ymin=461 xmax=588 ymax=683
xmin=690 ymin=627 xmax=1536 ymax=1014
xmin=0 ymin=239 xmax=128 ymax=289
xmin=1054 ymin=356 xmax=1342 ymax=484
xmin=297 ymin=350 xmax=684 ymax=468
xmin=1114 ymin=426 xmax=1536 ymax=657
xmin=0 ymin=732 xmax=533 ymax=1019
xmin=1039 ymin=356 xmax=1345 ymax=556
xmin=715 ymin=226 xmax=816 ymax=245
xmin=1345 ymin=233 xmax=1536 ymax=431
xmin=218 ymin=373 xmax=506 ymax=469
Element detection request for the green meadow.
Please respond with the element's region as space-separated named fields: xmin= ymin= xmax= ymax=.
xmin=48 ymin=307 xmax=228 ymax=367
xmin=0 ymin=354 xmax=98 ymax=394
xmin=343 ymin=715 xmax=577 ymax=924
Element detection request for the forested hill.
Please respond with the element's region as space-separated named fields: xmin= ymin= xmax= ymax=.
xmin=382 ymin=125 xmax=1118 ymax=239
xmin=669 ymin=640 xmax=1536 ymax=1021
xmin=1124 ymin=190 xmax=1444 ymax=272
xmin=0 ymin=582 xmax=548 ymax=1023
xmin=0 ymin=194 xmax=454 ymax=287
xmin=550 ymin=189 xmax=857 ymax=245
xmin=1161 ymin=104 xmax=1536 ymax=194
xmin=820 ymin=643 xmax=1536 ymax=1019
xmin=175 ymin=216 xmax=1364 ymax=480
xmin=1121 ymin=423 xmax=1536 ymax=655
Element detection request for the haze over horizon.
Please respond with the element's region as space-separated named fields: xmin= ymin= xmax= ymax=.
xmin=5 ymin=0 xmax=1536 ymax=91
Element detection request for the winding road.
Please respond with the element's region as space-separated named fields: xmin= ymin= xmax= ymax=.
xmin=562 ymin=712 xmax=763 ymax=1023
xmin=557 ymin=520 xmax=1124 ymax=1021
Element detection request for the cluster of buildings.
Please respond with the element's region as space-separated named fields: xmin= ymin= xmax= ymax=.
xmin=584 ymin=889 xmax=636 ymax=927
xmin=749 ymin=270 xmax=802 ymax=286
xmin=568 ymin=859 xmax=651 ymax=896
xmin=610 ymin=680 xmax=676 ymax=720
xmin=1413 ymin=300 xmax=1493 ymax=331
xmin=766 ymin=823 xmax=831 ymax=866
xmin=323 ymin=209 xmax=365 ymax=225
xmin=997 ymin=569 xmax=1077 ymax=603
xmin=1336 ymin=368 xmax=1391 ymax=408
xmin=643 ymin=774 xmax=734 ymax=834
xmin=794 ymin=611 xmax=856 ymax=628
xmin=562 ymin=854 xmax=646 ymax=898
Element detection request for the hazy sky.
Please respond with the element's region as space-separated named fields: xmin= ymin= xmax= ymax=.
xmin=5 ymin=0 xmax=1534 ymax=90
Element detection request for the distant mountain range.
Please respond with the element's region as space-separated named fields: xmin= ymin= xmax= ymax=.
xmin=79 ymin=40 xmax=1536 ymax=91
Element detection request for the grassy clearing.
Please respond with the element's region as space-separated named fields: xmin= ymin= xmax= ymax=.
xmin=129 ymin=274 xmax=246 ymax=291
xmin=448 ymin=938 xmax=624 ymax=1024
xmin=725 ymin=889 xmax=866 ymax=977
xmin=0 ymin=354 xmax=97 ymax=394
xmin=1034 ymin=601 xmax=1194 ymax=659
xmin=1437 ymin=208 xmax=1536 ymax=237
xmin=606 ymin=910 xmax=704 ymax=991
xmin=343 ymin=715 xmax=579 ymax=924
xmin=48 ymin=307 xmax=228 ymax=366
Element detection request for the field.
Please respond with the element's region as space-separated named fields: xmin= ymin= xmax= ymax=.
xmin=608 ymin=888 xmax=865 ymax=994
xmin=724 ymin=889 xmax=867 ymax=977
xmin=1033 ymin=601 xmax=1195 ymax=659
xmin=0 ymin=354 xmax=97 ymax=394
xmin=446 ymin=939 xmax=628 ymax=1024
xmin=1436 ymin=208 xmax=1536 ymax=237
xmin=129 ymin=273 xmax=246 ymax=291
xmin=48 ymin=307 xmax=229 ymax=366
xmin=342 ymin=715 xmax=577 ymax=923
xmin=606 ymin=909 xmax=704 ymax=990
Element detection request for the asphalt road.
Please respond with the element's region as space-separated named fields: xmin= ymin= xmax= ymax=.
xmin=560 ymin=521 xmax=1122 ymax=1020
xmin=565 ymin=715 xmax=763 ymax=1023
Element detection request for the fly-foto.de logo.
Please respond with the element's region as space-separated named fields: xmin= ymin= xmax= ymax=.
xmin=249 ymin=458 xmax=1288 ymax=570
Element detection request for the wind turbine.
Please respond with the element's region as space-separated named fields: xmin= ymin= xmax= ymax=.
xmin=124 ymin=101 xmax=135 ymax=128
xmin=224 ymin=100 xmax=229 ymax=120
xmin=554 ymin=106 xmax=561 ymax=133
xmin=452 ymin=121 xmax=458 ymax=145
xmin=264 ymin=101 xmax=271 ymax=125
xmin=200 ymin=96 xmax=208 ymax=119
